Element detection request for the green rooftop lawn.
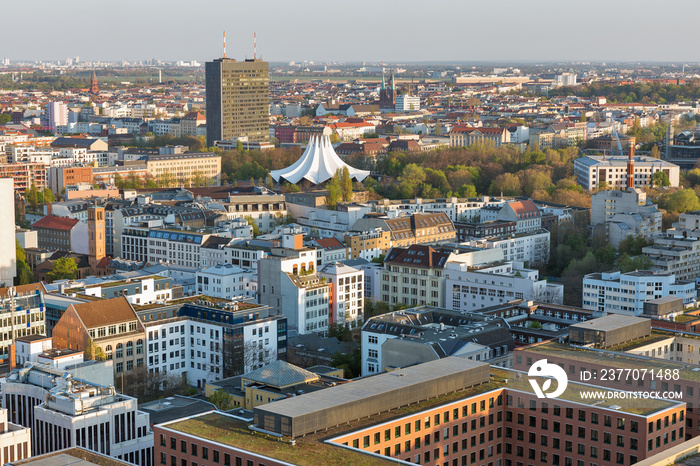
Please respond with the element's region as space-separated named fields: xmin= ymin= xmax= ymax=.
xmin=607 ymin=334 xmax=673 ymax=352
xmin=526 ymin=341 xmax=700 ymax=383
xmin=493 ymin=368 xmax=675 ymax=416
xmin=675 ymin=314 xmax=700 ymax=323
xmin=168 ymin=413 xmax=395 ymax=466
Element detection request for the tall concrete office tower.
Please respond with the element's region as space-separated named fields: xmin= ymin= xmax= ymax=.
xmin=0 ymin=179 xmax=15 ymax=287
xmin=205 ymin=57 xmax=269 ymax=148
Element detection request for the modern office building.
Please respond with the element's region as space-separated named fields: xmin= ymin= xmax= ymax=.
xmin=3 ymin=363 xmax=153 ymax=464
xmin=582 ymin=270 xmax=696 ymax=316
xmin=154 ymin=356 xmax=686 ymax=466
xmin=0 ymin=284 xmax=47 ymax=362
xmin=205 ymin=57 xmax=269 ymax=147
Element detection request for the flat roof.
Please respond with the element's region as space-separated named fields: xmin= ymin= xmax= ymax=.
xmin=9 ymin=447 xmax=132 ymax=465
xmin=256 ymin=357 xmax=487 ymax=420
xmin=570 ymin=314 xmax=649 ymax=332
xmin=162 ymin=412 xmax=396 ymax=466
xmin=520 ymin=341 xmax=700 ymax=382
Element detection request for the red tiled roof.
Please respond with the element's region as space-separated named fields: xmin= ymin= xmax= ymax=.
xmin=32 ymin=215 xmax=80 ymax=231
xmin=314 ymin=237 xmax=346 ymax=251
xmin=508 ymin=200 xmax=540 ymax=218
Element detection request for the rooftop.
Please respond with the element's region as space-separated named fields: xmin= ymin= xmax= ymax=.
xmin=8 ymin=447 xmax=132 ymax=466
xmin=521 ymin=340 xmax=700 ymax=383
xmin=164 ymin=412 xmax=395 ymax=466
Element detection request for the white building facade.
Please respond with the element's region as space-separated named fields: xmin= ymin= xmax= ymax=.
xmin=582 ymin=270 xmax=696 ymax=316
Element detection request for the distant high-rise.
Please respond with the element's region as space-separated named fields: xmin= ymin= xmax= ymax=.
xmin=45 ymin=101 xmax=68 ymax=130
xmin=205 ymin=57 xmax=269 ymax=148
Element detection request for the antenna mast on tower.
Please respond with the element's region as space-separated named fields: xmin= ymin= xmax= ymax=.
xmin=254 ymin=32 xmax=257 ymax=60
xmin=223 ymin=31 xmax=226 ymax=58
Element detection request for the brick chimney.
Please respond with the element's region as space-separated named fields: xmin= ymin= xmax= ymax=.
xmin=626 ymin=145 xmax=635 ymax=189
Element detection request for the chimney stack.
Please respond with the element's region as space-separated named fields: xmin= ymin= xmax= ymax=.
xmin=626 ymin=145 xmax=635 ymax=189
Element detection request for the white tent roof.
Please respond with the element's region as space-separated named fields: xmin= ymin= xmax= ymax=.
xmin=270 ymin=135 xmax=370 ymax=185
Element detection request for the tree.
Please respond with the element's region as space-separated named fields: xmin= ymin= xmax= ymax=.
xmin=15 ymin=241 xmax=33 ymax=285
xmin=650 ymin=144 xmax=661 ymax=159
xmin=0 ymin=114 xmax=11 ymax=125
xmin=652 ymin=171 xmax=670 ymax=187
xmin=241 ymin=340 xmax=276 ymax=374
xmin=341 ymin=166 xmax=353 ymax=202
xmin=489 ymin=173 xmax=522 ymax=196
xmin=265 ymin=175 xmax=274 ymax=190
xmin=42 ymin=188 xmax=55 ymax=205
xmin=330 ymin=348 xmax=361 ymax=379
xmin=326 ymin=170 xmax=342 ymax=209
xmin=46 ymin=257 xmax=78 ymax=282
xmin=209 ymin=390 xmax=235 ymax=411
xmin=245 ymin=217 xmax=261 ymax=237
xmin=659 ymin=189 xmax=700 ymax=213
xmin=236 ymin=140 xmax=243 ymax=151
xmin=616 ymin=254 xmax=653 ymax=273
xmin=25 ymin=184 xmax=38 ymax=211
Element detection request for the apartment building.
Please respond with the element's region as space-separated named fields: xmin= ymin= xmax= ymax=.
xmin=352 ymin=212 xmax=456 ymax=248
xmin=380 ymin=244 xmax=505 ymax=309
xmin=308 ymin=237 xmax=349 ymax=266
xmin=78 ymin=276 xmax=174 ymax=306
xmin=318 ymin=262 xmax=364 ymax=328
xmin=52 ymin=297 xmax=146 ymax=377
xmin=344 ymin=229 xmax=392 ymax=261
xmin=32 ymin=215 xmax=89 ymax=254
xmin=0 ymin=284 xmax=48 ymax=363
xmin=454 ymin=220 xmax=516 ymax=242
xmin=137 ymin=301 xmax=284 ymax=388
xmin=591 ymin=187 xmax=662 ymax=248
xmin=463 ymin=229 xmax=551 ymax=266
xmin=0 ymin=163 xmax=48 ymax=191
xmin=361 ymin=306 xmax=512 ymax=376
xmin=3 ymin=364 xmax=153 ymax=464
xmin=370 ymin=196 xmax=500 ymax=223
xmin=120 ymin=226 xmax=212 ymax=268
xmin=258 ymin=235 xmax=330 ymax=335
xmin=217 ymin=192 xmax=287 ymax=234
xmin=445 ymin=260 xmax=564 ymax=312
xmin=643 ymin=234 xmax=700 ymax=282
xmin=582 ymin=270 xmax=696 ymax=316
xmin=144 ymin=153 xmax=221 ymax=187
xmin=380 ymin=245 xmax=451 ymax=308
xmin=195 ymin=263 xmax=256 ymax=299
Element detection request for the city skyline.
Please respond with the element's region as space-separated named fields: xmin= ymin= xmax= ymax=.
xmin=4 ymin=0 xmax=700 ymax=63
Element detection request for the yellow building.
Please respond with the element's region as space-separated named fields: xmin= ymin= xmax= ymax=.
xmin=205 ymin=360 xmax=345 ymax=410
xmin=344 ymin=229 xmax=392 ymax=260
xmin=145 ymin=153 xmax=221 ymax=187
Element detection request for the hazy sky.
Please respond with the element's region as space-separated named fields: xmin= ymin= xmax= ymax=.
xmin=5 ymin=0 xmax=700 ymax=63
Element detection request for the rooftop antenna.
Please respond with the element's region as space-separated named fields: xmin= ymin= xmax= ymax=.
xmin=223 ymin=31 xmax=226 ymax=59
xmin=254 ymin=32 xmax=257 ymax=60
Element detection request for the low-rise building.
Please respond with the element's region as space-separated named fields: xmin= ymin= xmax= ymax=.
xmin=574 ymin=154 xmax=680 ymax=190
xmin=445 ymin=259 xmax=564 ymax=312
xmin=361 ymin=306 xmax=513 ymax=376
xmin=582 ymin=270 xmax=696 ymax=316
xmin=195 ymin=263 xmax=256 ymax=299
